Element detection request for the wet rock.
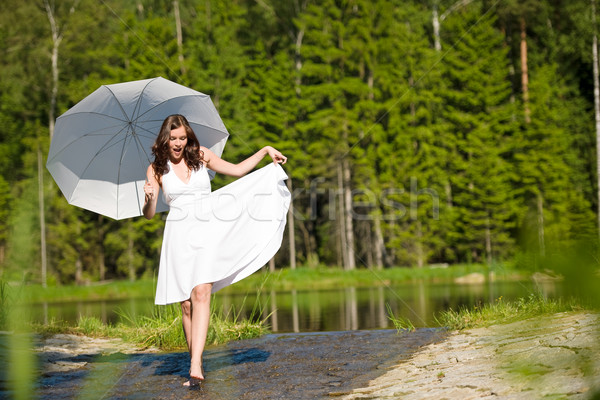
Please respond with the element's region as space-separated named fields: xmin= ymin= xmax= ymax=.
xmin=35 ymin=333 xmax=159 ymax=375
xmin=343 ymin=312 xmax=600 ymax=400
xmin=44 ymin=360 xmax=88 ymax=374
xmin=30 ymin=329 xmax=445 ymax=399
xmin=4 ymin=312 xmax=597 ymax=399
xmin=454 ymin=272 xmax=486 ymax=284
xmin=531 ymin=271 xmax=563 ymax=282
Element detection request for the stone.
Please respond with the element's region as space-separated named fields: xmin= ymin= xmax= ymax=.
xmin=343 ymin=312 xmax=600 ymax=400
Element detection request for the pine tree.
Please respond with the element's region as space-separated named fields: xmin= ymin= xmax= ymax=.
xmin=515 ymin=63 xmax=596 ymax=259
xmin=438 ymin=8 xmax=517 ymax=264
xmin=368 ymin=1 xmax=449 ymax=267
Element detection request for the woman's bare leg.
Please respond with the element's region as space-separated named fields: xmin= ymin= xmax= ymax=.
xmin=189 ymin=283 xmax=212 ymax=381
xmin=180 ymin=300 xmax=192 ymax=353
xmin=181 ymin=299 xmax=197 ymax=387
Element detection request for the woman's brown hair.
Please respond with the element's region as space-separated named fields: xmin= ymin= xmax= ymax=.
xmin=151 ymin=114 xmax=205 ymax=181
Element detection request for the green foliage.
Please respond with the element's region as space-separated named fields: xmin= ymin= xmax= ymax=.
xmin=386 ymin=303 xmax=416 ymax=333
xmin=0 ymin=0 xmax=597 ymax=283
xmin=435 ymin=293 xmax=581 ymax=330
xmin=439 ymin=10 xmax=518 ymax=264
xmin=116 ymin=304 xmax=186 ymax=349
xmin=4 ymin=177 xmax=39 ymax=281
xmin=16 ymin=264 xmax=523 ymax=303
xmin=219 ymin=263 xmax=525 ymax=292
xmin=207 ymin=294 xmax=269 ymax=344
xmin=0 ymin=280 xmax=8 ymax=330
xmin=32 ymin=298 xmax=268 ymax=350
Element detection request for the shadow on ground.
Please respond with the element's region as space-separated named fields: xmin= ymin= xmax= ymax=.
xmin=2 ymin=328 xmax=447 ymax=399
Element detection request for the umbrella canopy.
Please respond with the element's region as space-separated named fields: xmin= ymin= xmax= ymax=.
xmin=47 ymin=77 xmax=229 ymax=220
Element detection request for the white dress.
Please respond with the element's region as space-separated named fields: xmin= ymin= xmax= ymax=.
xmin=154 ymin=161 xmax=291 ymax=305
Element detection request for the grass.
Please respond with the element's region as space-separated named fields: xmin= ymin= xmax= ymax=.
xmin=226 ymin=263 xmax=524 ymax=293
xmin=19 ymin=279 xmax=155 ymax=303
xmin=434 ymin=293 xmax=582 ymax=330
xmin=31 ymin=294 xmax=269 ymax=350
xmin=386 ymin=303 xmax=416 ymax=333
xmin=0 ymin=280 xmax=8 ymax=330
xmin=384 ymin=292 xmax=584 ymax=332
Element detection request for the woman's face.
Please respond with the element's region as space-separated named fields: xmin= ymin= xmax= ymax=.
xmin=169 ymin=126 xmax=188 ymax=161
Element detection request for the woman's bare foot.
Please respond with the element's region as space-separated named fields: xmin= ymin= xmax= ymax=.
xmin=182 ymin=377 xmax=202 ymax=387
xmin=183 ymin=364 xmax=204 ymax=386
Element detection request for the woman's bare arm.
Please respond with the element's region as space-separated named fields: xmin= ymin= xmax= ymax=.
xmin=201 ymin=145 xmax=286 ymax=178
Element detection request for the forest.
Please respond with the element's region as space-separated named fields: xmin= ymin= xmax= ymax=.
xmin=0 ymin=0 xmax=598 ymax=285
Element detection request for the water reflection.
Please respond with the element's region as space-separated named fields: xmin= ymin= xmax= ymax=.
xmin=30 ymin=281 xmax=559 ymax=333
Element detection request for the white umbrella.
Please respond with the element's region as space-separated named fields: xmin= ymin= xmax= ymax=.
xmin=47 ymin=77 xmax=229 ymax=220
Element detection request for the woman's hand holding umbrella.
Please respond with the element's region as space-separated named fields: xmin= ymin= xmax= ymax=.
xmin=143 ymin=170 xmax=160 ymax=219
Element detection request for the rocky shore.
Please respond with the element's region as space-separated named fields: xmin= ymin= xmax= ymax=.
xmin=343 ymin=312 xmax=600 ymax=399
xmin=2 ymin=312 xmax=597 ymax=399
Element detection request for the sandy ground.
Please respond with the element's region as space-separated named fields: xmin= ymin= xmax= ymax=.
xmin=343 ymin=312 xmax=600 ymax=400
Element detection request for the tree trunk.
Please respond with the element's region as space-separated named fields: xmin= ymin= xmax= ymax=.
xmin=75 ymin=220 xmax=82 ymax=284
xmin=434 ymin=0 xmax=475 ymax=52
xmin=38 ymin=147 xmax=47 ymax=288
xmin=445 ymin=181 xmax=453 ymax=207
xmin=343 ymin=158 xmax=355 ymax=270
xmin=522 ymin=15 xmax=541 ymax=253
xmin=295 ymin=27 xmax=304 ymax=96
xmin=75 ymin=257 xmax=83 ymax=285
xmin=365 ymin=221 xmax=374 ymax=268
xmin=173 ymin=0 xmax=186 ymax=75
xmin=520 ymin=17 xmax=531 ymax=123
xmin=485 ymin=215 xmax=492 ymax=265
xmin=97 ymin=215 xmax=106 ymax=281
xmin=136 ymin=1 xmax=144 ymax=17
xmin=98 ymin=245 xmax=106 ymax=281
xmin=127 ymin=221 xmax=135 ymax=281
xmin=297 ymin=219 xmax=311 ymax=262
xmin=592 ymin=0 xmax=600 ymax=243
xmin=433 ymin=5 xmax=441 ymax=52
xmin=373 ymin=215 xmax=385 ymax=269
xmin=416 ymin=220 xmax=424 ymax=268
xmin=42 ymin=0 xmax=62 ymax=287
xmin=44 ymin=0 xmax=63 ymax=139
xmin=337 ymin=164 xmax=349 ymax=269
xmin=501 ymin=24 xmax=518 ymax=110
xmin=268 ymin=257 xmax=275 ymax=272
xmin=287 ymin=179 xmax=296 ymax=269
xmin=537 ymin=192 xmax=546 ymax=257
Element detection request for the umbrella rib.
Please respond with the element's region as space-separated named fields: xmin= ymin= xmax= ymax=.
xmin=128 ymin=79 xmax=158 ymax=218
xmin=103 ymin=85 xmax=135 ymax=123
xmin=70 ymin=125 xmax=130 ymax=200
xmin=131 ymin=78 xmax=157 ymax=131
xmin=131 ymin=129 xmax=153 ymax=217
xmin=47 ymin=121 xmax=132 ymax=163
xmin=135 ymin=130 xmax=159 ymax=140
xmin=115 ymin=129 xmax=133 ymax=219
xmin=56 ymin=111 xmax=130 ymax=124
xmin=131 ymin=129 xmax=153 ymax=165
xmin=133 ymin=94 xmax=209 ymax=122
xmin=134 ymin=125 xmax=165 ymax=140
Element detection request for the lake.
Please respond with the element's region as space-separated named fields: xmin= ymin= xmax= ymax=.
xmin=28 ymin=279 xmax=560 ymax=332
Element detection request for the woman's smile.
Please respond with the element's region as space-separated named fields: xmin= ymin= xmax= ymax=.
xmin=169 ymin=126 xmax=188 ymax=161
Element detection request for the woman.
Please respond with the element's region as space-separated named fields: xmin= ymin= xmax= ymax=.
xmin=143 ymin=114 xmax=288 ymax=385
